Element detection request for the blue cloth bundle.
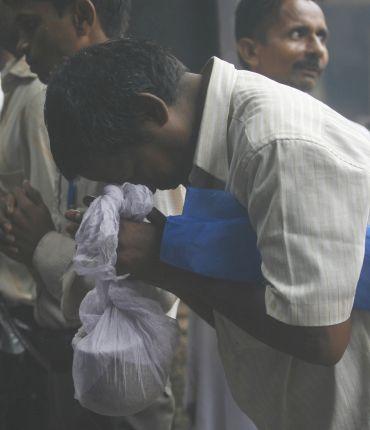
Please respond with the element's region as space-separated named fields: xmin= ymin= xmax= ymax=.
xmin=161 ymin=187 xmax=370 ymax=311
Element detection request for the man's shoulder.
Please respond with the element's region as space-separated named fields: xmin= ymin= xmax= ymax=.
xmin=229 ymin=72 xmax=370 ymax=171
xmin=231 ymin=71 xmax=323 ymax=141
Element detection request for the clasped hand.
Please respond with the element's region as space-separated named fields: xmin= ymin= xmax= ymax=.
xmin=0 ymin=181 xmax=55 ymax=265
xmin=65 ymin=199 xmax=163 ymax=278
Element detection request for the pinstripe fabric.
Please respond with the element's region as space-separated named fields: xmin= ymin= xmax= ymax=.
xmin=190 ymin=57 xmax=370 ymax=430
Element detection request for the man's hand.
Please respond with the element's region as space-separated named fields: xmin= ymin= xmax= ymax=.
xmin=71 ymin=194 xmax=165 ymax=276
xmin=116 ymin=220 xmax=162 ymax=277
xmin=9 ymin=181 xmax=55 ymax=264
xmin=64 ymin=195 xmax=96 ymax=238
xmin=65 ymin=209 xmax=83 ymax=238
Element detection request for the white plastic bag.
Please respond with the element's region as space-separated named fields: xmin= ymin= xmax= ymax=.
xmin=72 ymin=184 xmax=179 ymax=416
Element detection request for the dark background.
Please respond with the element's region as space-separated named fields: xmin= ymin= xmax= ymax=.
xmin=322 ymin=3 xmax=370 ymax=120
xmin=130 ymin=0 xmax=219 ymax=72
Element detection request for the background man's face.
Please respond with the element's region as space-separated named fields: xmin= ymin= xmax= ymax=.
xmin=14 ymin=1 xmax=83 ymax=83
xmin=244 ymin=0 xmax=329 ymax=91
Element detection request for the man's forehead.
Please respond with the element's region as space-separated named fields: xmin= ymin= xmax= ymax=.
xmin=278 ymin=0 xmax=327 ymax=28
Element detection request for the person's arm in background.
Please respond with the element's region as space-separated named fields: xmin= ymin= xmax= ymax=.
xmin=1 ymin=185 xmax=185 ymax=325
xmin=0 ymin=86 xmax=84 ymax=325
xmin=2 ymin=189 xmax=178 ymax=325
xmin=2 ymin=87 xmax=73 ymax=307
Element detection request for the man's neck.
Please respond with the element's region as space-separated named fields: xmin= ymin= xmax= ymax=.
xmin=173 ymin=72 xmax=205 ymax=184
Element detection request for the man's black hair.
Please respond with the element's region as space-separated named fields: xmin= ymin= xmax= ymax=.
xmin=44 ymin=38 xmax=187 ymax=180
xmin=14 ymin=0 xmax=131 ymax=38
xmin=235 ymin=0 xmax=322 ymax=42
xmin=235 ymin=0 xmax=281 ymax=42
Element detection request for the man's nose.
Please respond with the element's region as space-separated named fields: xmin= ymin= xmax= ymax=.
xmin=306 ymin=34 xmax=326 ymax=58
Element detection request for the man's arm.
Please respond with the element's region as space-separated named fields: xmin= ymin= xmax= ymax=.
xmin=0 ymin=185 xmax=80 ymax=308
xmin=154 ymin=263 xmax=351 ymax=366
xmin=116 ymin=218 xmax=351 ymax=367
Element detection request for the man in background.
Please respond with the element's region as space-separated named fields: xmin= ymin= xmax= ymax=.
xmin=185 ymin=1 xmax=329 ymax=429
xmin=0 ymin=0 xmax=181 ymax=428
xmin=236 ymin=0 xmax=328 ymax=91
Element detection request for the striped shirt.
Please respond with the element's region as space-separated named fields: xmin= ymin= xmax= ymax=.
xmin=189 ymin=57 xmax=370 ymax=430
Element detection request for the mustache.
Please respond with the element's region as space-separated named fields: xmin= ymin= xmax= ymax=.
xmin=293 ymin=59 xmax=322 ymax=72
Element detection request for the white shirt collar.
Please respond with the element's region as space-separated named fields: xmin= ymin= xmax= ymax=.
xmin=190 ymin=57 xmax=238 ymax=184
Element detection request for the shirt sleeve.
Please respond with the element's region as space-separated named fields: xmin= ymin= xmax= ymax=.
xmin=244 ymin=138 xmax=370 ymax=326
xmin=21 ymin=88 xmax=60 ymax=226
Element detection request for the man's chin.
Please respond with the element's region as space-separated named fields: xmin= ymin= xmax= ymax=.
xmin=298 ymin=69 xmax=323 ymax=91
xmin=290 ymin=75 xmax=317 ymax=92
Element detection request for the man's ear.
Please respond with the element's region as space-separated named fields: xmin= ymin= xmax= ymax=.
xmin=72 ymin=0 xmax=96 ymax=36
xmin=237 ymin=37 xmax=260 ymax=70
xmin=130 ymin=93 xmax=169 ymax=127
